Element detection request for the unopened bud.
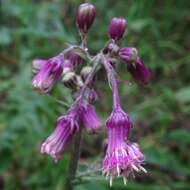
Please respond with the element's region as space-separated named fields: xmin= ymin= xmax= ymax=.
xmin=108 ymin=17 xmax=126 ymax=41
xmin=80 ymin=66 xmax=92 ymax=81
xmin=62 ymin=72 xmax=78 ymax=89
xmin=119 ymin=47 xmax=138 ymax=62
xmin=76 ymin=3 xmax=96 ymax=33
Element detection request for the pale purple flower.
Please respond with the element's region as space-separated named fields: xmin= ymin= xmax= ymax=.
xmin=127 ymin=58 xmax=151 ymax=85
xmin=102 ymin=107 xmax=146 ymax=186
xmin=76 ymin=3 xmax=96 ymax=33
xmin=32 ymin=54 xmax=63 ymax=94
xmin=41 ymin=110 xmax=79 ymax=162
xmin=80 ymin=104 xmax=102 ymax=133
xmin=108 ymin=17 xmax=126 ymax=41
xmin=119 ymin=47 xmax=138 ymax=62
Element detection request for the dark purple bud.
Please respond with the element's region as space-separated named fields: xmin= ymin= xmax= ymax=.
xmin=127 ymin=58 xmax=151 ymax=85
xmin=76 ymin=3 xmax=96 ymax=33
xmin=69 ymin=52 xmax=83 ymax=66
xmin=108 ymin=17 xmax=126 ymax=41
xmin=119 ymin=47 xmax=138 ymax=62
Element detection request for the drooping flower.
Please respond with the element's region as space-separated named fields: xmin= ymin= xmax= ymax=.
xmin=41 ymin=110 xmax=79 ymax=162
xmin=76 ymin=3 xmax=96 ymax=33
xmin=80 ymin=104 xmax=102 ymax=133
xmin=102 ymin=107 xmax=146 ymax=186
xmin=127 ymin=58 xmax=151 ymax=85
xmin=119 ymin=47 xmax=138 ymax=62
xmin=32 ymin=54 xmax=64 ymax=94
xmin=108 ymin=17 xmax=126 ymax=41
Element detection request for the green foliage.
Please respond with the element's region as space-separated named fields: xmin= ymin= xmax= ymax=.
xmin=0 ymin=0 xmax=190 ymax=189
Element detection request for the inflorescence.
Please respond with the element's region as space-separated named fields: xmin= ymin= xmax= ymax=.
xmin=32 ymin=3 xmax=150 ymax=186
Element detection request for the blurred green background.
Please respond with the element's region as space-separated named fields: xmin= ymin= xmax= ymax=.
xmin=0 ymin=0 xmax=190 ymax=189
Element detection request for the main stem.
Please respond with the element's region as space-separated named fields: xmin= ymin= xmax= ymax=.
xmin=64 ymin=127 xmax=82 ymax=190
xmin=64 ymin=54 xmax=101 ymax=190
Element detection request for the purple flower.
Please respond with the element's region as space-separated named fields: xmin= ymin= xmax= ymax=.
xmin=81 ymin=104 xmax=102 ymax=133
xmin=108 ymin=17 xmax=126 ymax=41
xmin=102 ymin=107 xmax=146 ymax=185
xmin=41 ymin=111 xmax=79 ymax=162
xmin=32 ymin=54 xmax=63 ymax=94
xmin=76 ymin=3 xmax=96 ymax=33
xmin=127 ymin=58 xmax=151 ymax=85
xmin=119 ymin=47 xmax=138 ymax=62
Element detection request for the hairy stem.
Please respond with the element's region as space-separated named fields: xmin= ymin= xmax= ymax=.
xmin=64 ymin=127 xmax=83 ymax=190
xmin=102 ymin=55 xmax=121 ymax=109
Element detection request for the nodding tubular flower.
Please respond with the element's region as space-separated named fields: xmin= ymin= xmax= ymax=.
xmin=41 ymin=110 xmax=79 ymax=162
xmin=127 ymin=58 xmax=151 ymax=85
xmin=76 ymin=3 xmax=96 ymax=33
xmin=102 ymin=107 xmax=146 ymax=186
xmin=80 ymin=104 xmax=102 ymax=133
xmin=32 ymin=54 xmax=63 ymax=94
xmin=108 ymin=17 xmax=127 ymax=41
xmin=119 ymin=47 xmax=138 ymax=63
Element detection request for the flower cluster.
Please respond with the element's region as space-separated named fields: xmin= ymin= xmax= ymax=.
xmin=31 ymin=3 xmax=150 ymax=186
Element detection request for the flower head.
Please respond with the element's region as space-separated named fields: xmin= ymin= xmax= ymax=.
xmin=119 ymin=47 xmax=138 ymax=62
xmin=108 ymin=17 xmax=126 ymax=41
xmin=32 ymin=54 xmax=63 ymax=94
xmin=77 ymin=3 xmax=96 ymax=33
xmin=41 ymin=110 xmax=79 ymax=162
xmin=103 ymin=108 xmax=146 ymax=185
xmin=127 ymin=58 xmax=151 ymax=85
xmin=80 ymin=104 xmax=102 ymax=133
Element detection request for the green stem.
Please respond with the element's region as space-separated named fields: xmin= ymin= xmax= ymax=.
xmin=64 ymin=127 xmax=83 ymax=190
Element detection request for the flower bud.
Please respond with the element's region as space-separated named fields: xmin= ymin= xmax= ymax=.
xmin=80 ymin=66 xmax=92 ymax=81
xmin=108 ymin=17 xmax=126 ymax=41
xmin=69 ymin=52 xmax=83 ymax=66
xmin=62 ymin=72 xmax=78 ymax=89
xmin=119 ymin=47 xmax=138 ymax=62
xmin=76 ymin=3 xmax=96 ymax=33
xmin=127 ymin=58 xmax=151 ymax=85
